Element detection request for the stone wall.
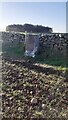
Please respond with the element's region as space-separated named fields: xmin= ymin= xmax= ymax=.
xmin=1 ymin=32 xmax=67 ymax=57
xmin=39 ymin=33 xmax=67 ymax=57
xmin=1 ymin=32 xmax=25 ymax=44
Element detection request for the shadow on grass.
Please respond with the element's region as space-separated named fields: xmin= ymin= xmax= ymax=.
xmin=28 ymin=52 xmax=67 ymax=68
xmin=2 ymin=42 xmax=67 ymax=68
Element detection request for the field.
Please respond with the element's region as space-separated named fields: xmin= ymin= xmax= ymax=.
xmin=2 ymin=42 xmax=67 ymax=67
xmin=1 ymin=42 xmax=68 ymax=119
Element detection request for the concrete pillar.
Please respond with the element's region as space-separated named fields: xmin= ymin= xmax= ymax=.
xmin=25 ymin=33 xmax=39 ymax=57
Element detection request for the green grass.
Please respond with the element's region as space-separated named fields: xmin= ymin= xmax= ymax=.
xmin=35 ymin=55 xmax=66 ymax=67
xmin=2 ymin=43 xmax=67 ymax=68
xmin=31 ymin=49 xmax=67 ymax=68
xmin=2 ymin=43 xmax=25 ymax=58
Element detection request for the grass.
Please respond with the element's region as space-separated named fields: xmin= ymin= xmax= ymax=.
xmin=2 ymin=42 xmax=67 ymax=68
xmin=30 ymin=51 xmax=67 ymax=68
xmin=2 ymin=43 xmax=25 ymax=58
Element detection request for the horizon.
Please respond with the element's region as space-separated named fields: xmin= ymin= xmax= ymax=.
xmin=0 ymin=2 xmax=66 ymax=33
xmin=0 ymin=23 xmax=66 ymax=33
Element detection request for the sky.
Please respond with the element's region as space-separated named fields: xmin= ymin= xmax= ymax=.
xmin=0 ymin=2 xmax=66 ymax=32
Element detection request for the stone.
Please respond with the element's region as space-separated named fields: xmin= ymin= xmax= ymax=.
xmin=31 ymin=97 xmax=37 ymax=104
xmin=42 ymin=104 xmax=46 ymax=109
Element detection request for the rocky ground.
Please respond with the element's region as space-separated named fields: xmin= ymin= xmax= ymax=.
xmin=1 ymin=57 xmax=68 ymax=119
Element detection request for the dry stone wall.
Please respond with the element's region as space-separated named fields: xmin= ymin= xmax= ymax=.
xmin=1 ymin=32 xmax=67 ymax=57
xmin=2 ymin=32 xmax=25 ymax=44
xmin=39 ymin=33 xmax=67 ymax=57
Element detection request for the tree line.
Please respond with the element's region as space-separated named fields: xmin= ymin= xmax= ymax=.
xmin=6 ymin=23 xmax=53 ymax=33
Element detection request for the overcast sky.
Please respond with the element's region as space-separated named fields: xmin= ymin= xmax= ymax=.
xmin=0 ymin=2 xmax=66 ymax=32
